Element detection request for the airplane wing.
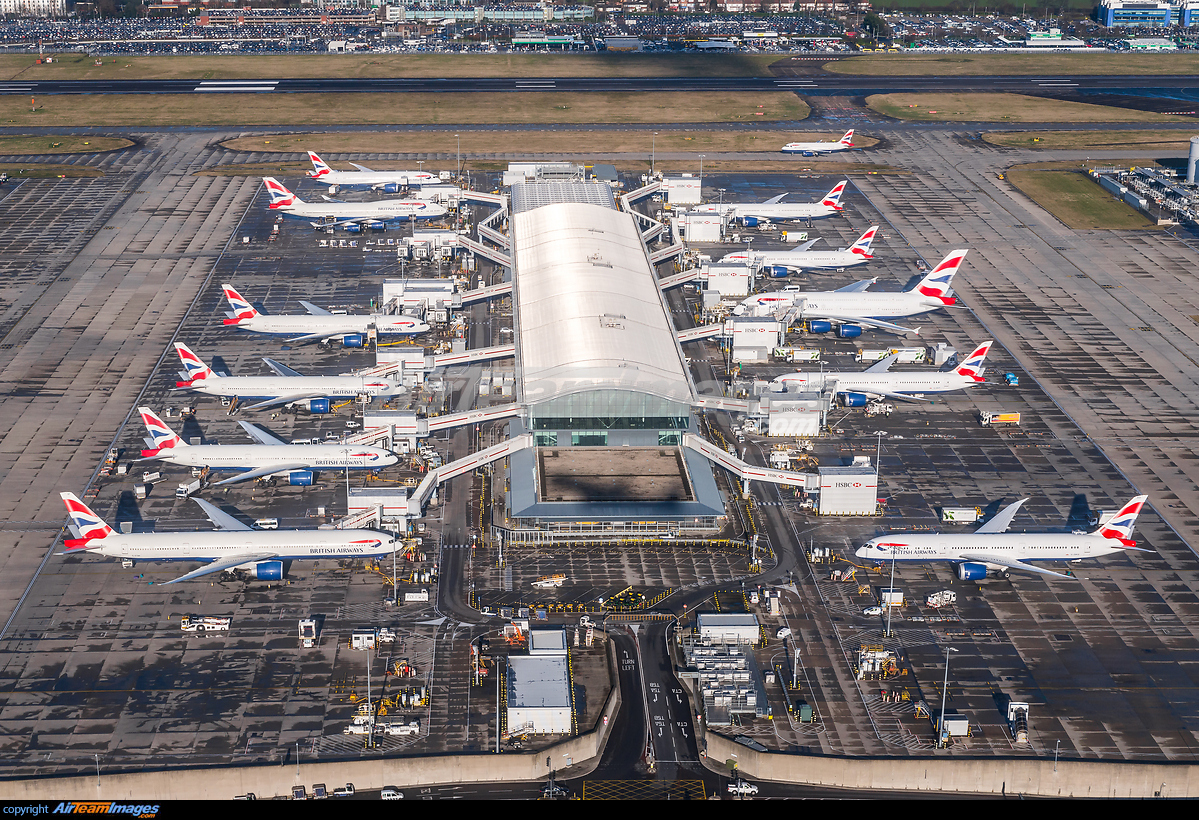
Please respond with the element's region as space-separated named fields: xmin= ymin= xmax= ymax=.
xmin=793 ymin=237 xmax=822 ymax=252
xmin=191 ymin=497 xmax=253 ymax=532
xmin=298 ymin=300 xmax=332 ymax=316
xmin=864 ymin=354 xmax=900 ymax=373
xmin=348 ymin=162 xmax=375 ymax=172
xmin=284 ymin=330 xmax=352 ymax=345
xmin=242 ymin=393 xmax=330 ymax=412
xmin=162 ymin=553 xmax=280 ymax=585
xmin=974 ymin=498 xmax=1029 ymax=534
xmin=834 ymin=278 xmax=877 ymax=294
xmin=762 ymin=193 xmax=788 ymax=205
xmin=862 ymin=389 xmax=936 ymax=404
xmin=320 ymin=195 xmax=347 ymax=203
xmin=262 ymin=358 xmax=305 ymax=378
xmin=237 ymin=421 xmax=288 ymax=446
xmin=808 ymin=314 xmax=919 ymax=335
xmin=955 ymin=553 xmax=1074 ymax=580
xmin=211 ymin=463 xmax=311 ymax=487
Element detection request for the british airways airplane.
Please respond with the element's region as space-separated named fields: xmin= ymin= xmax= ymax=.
xmin=222 ymin=284 xmax=430 ymax=345
xmin=720 ymin=226 xmax=879 ymax=276
xmin=856 ymin=495 xmax=1151 ymax=580
xmin=773 ymin=340 xmax=993 ymax=406
xmin=262 ymin=177 xmax=446 ymax=230
xmin=690 ymin=181 xmax=847 ymax=225
xmin=137 ymin=407 xmax=398 ymax=487
xmin=173 ymin=342 xmax=403 ymax=413
xmin=732 ymin=248 xmax=968 ymax=336
xmin=60 ymin=492 xmax=399 ymax=584
xmin=307 ymin=151 xmax=436 ymax=193
xmin=781 ymin=129 xmax=856 ymax=156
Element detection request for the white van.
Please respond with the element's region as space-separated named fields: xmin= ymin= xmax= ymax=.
xmin=254 ymin=518 xmax=279 ymax=530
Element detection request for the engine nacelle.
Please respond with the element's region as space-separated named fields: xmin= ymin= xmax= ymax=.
xmin=253 ymin=560 xmax=285 ymax=581
xmin=327 ymin=185 xmax=340 ymax=195
xmin=837 ymin=392 xmax=870 ymax=408
xmin=808 ymin=320 xmax=834 ymax=334
xmin=308 ymin=399 xmax=331 ymax=414
xmin=836 ymin=325 xmax=863 ymax=338
xmin=742 ymin=216 xmax=761 ymax=227
xmin=768 ymin=266 xmax=790 ymax=278
xmin=342 ymin=333 xmax=365 ymax=349
xmin=288 ymin=470 xmax=314 ymax=486
xmin=380 ymin=183 xmax=401 ymax=194
xmin=956 ymin=562 xmax=989 ymax=581
xmin=366 ymin=221 xmax=387 ymax=231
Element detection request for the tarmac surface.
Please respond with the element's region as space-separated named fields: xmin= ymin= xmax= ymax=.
xmin=1 ymin=117 xmax=1199 ymax=787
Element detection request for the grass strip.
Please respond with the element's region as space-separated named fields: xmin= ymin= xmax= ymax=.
xmin=1005 ymin=162 xmax=1158 ymax=229
xmin=827 ymin=53 xmax=1199 ymax=76
xmin=866 ymin=93 xmax=1189 ymax=123
xmin=984 ymin=130 xmax=1194 ymax=150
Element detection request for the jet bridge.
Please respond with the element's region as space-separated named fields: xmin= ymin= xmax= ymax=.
xmin=408 ymin=433 xmax=533 ymax=516
xmin=682 ymin=433 xmax=817 ymax=490
xmin=459 ymin=234 xmax=512 ymax=269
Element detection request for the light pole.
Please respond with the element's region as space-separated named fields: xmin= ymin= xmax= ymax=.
xmin=652 ymin=131 xmax=658 ymax=175
xmin=455 ymin=133 xmax=461 ymax=178
xmin=417 ymin=159 xmax=424 ymax=178
xmin=698 ymin=154 xmax=705 ymax=196
xmin=938 ymin=646 xmax=958 ymax=748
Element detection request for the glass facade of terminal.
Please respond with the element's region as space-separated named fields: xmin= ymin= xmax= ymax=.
xmin=528 ymin=389 xmax=691 ymax=433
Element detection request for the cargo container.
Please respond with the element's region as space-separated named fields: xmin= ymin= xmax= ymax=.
xmin=855 ymin=349 xmax=891 ymax=363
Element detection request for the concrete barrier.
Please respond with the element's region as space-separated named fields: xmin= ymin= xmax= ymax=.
xmin=705 ymin=732 xmax=1199 ymax=798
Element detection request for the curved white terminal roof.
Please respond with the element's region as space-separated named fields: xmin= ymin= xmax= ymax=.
xmin=511 ymin=201 xmax=694 ymax=408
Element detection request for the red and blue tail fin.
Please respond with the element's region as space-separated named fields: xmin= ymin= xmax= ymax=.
xmin=954 ymin=340 xmax=992 ymax=382
xmin=1094 ymin=495 xmax=1148 ymax=546
xmin=840 ymin=129 xmax=855 ymax=146
xmin=307 ymin=151 xmax=331 ymax=179
xmin=912 ymin=249 xmax=968 ymax=305
xmin=222 ymin=283 xmax=258 ymax=325
xmin=850 ymin=225 xmax=878 ymax=258
xmin=820 ymin=180 xmax=847 ymax=211
xmin=262 ymin=177 xmax=298 ymax=208
xmin=174 ymin=342 xmax=216 ymax=387
xmin=60 ymin=492 xmax=114 ymax=551
xmin=138 ymin=406 xmax=186 ymax=457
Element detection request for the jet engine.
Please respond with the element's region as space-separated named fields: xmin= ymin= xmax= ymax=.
xmin=288 ymin=470 xmax=314 ymax=486
xmin=836 ymin=325 xmax=863 ymax=338
xmin=808 ymin=320 xmax=833 ymax=334
xmin=956 ymin=562 xmax=991 ymax=581
xmin=307 ymin=399 xmax=331 ymax=414
xmin=380 ymin=183 xmax=401 ymax=194
xmin=837 ymin=392 xmax=870 ymax=407
xmin=342 ymin=334 xmax=365 ymax=349
xmin=252 ymin=560 xmax=285 ymax=581
xmin=768 ymin=266 xmax=790 ymax=278
xmin=343 ymin=223 xmax=362 ymax=234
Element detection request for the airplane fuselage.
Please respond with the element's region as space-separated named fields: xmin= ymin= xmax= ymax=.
xmin=78 ymin=529 xmax=398 ymax=563
xmin=774 ymin=371 xmax=976 ymax=396
xmin=856 ymin=533 xmax=1125 ymax=563
xmin=273 ymin=199 xmax=446 ymax=222
xmin=179 ymin=376 xmax=400 ymax=401
xmin=780 ymin=143 xmax=849 ymax=155
xmin=313 ymin=170 xmax=435 ymax=188
xmin=722 ymin=249 xmax=869 ymax=271
xmin=149 ymin=444 xmax=398 ymax=472
xmin=228 ymin=314 xmax=429 ymax=337
xmin=692 ymin=203 xmax=839 ymax=221
xmin=739 ymin=292 xmax=943 ymax=318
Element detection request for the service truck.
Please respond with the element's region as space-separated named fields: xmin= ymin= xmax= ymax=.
xmin=180 ymin=615 xmax=231 ymax=632
xmin=980 ymin=411 xmax=1021 ymax=426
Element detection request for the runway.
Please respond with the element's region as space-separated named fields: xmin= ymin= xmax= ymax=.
xmin=2 ymin=74 xmax=1199 ymax=99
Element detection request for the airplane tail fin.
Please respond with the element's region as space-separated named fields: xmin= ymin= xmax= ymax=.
xmin=840 ymin=129 xmax=855 ymax=146
xmin=911 ymin=249 xmax=968 ymax=305
xmin=221 ymin=283 xmax=259 ymax=325
xmin=820 ymin=180 xmax=847 ymax=211
xmin=307 ymin=151 xmax=332 ymax=179
xmin=60 ymin=492 xmax=115 ymax=551
xmin=850 ymin=225 xmax=878 ymax=259
xmin=954 ymin=340 xmax=992 ymax=382
xmin=262 ymin=177 xmax=299 ymax=208
xmin=174 ymin=342 xmax=217 ymax=387
xmin=137 ymin=406 xmax=187 ymax=457
xmin=1094 ymin=495 xmax=1149 ymax=546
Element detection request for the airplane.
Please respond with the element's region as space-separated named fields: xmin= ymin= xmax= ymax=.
xmin=222 ymin=284 xmax=430 ymax=346
xmin=690 ymin=180 xmax=847 ymax=225
xmin=262 ymin=177 xmax=447 ymax=231
xmin=136 ymin=407 xmax=399 ymax=487
xmin=772 ymin=339 xmax=993 ymax=405
xmin=173 ymin=341 xmax=403 ymax=413
xmin=307 ymin=151 xmax=437 ymax=193
xmin=720 ymin=226 xmax=879 ymax=276
xmin=781 ymin=129 xmax=856 ymax=156
xmin=855 ymin=495 xmax=1150 ymax=580
xmin=59 ymin=491 xmax=399 ymax=585
xmin=731 ymin=248 xmax=968 ymax=336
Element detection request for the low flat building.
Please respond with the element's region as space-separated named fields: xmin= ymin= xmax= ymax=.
xmin=507 ymin=654 xmax=572 ymax=735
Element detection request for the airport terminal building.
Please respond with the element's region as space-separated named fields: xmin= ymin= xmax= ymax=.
xmin=501 ymin=182 xmax=725 ymax=542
